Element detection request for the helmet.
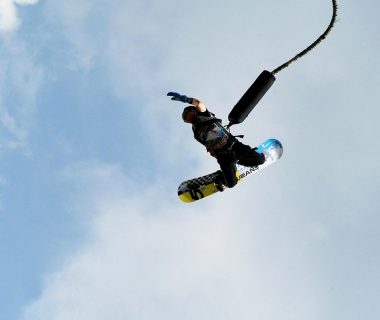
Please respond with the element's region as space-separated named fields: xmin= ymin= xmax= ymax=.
xmin=182 ymin=106 xmax=197 ymax=122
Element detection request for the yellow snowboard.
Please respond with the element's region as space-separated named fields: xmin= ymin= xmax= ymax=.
xmin=178 ymin=139 xmax=283 ymax=203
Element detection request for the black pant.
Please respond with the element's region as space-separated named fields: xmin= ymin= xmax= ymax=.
xmin=215 ymin=140 xmax=265 ymax=188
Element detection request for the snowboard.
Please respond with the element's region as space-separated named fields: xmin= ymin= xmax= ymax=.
xmin=178 ymin=138 xmax=283 ymax=203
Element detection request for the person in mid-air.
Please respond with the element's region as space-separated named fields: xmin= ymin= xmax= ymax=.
xmin=168 ymin=92 xmax=265 ymax=190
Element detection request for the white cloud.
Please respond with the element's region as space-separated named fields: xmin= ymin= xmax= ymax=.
xmin=0 ymin=37 xmax=44 ymax=153
xmin=14 ymin=0 xmax=38 ymax=3
xmin=12 ymin=1 xmax=380 ymax=319
xmin=0 ymin=0 xmax=18 ymax=31
xmin=22 ymin=162 xmax=326 ymax=320
xmin=0 ymin=0 xmax=42 ymax=153
xmin=0 ymin=0 xmax=38 ymax=32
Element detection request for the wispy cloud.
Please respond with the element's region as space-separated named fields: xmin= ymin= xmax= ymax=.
xmin=0 ymin=0 xmax=38 ymax=32
xmin=0 ymin=0 xmax=42 ymax=153
xmin=11 ymin=1 xmax=380 ymax=319
xmin=22 ymin=162 xmax=325 ymax=320
xmin=0 ymin=37 xmax=44 ymax=153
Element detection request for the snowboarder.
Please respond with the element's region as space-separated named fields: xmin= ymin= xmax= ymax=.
xmin=168 ymin=92 xmax=265 ymax=190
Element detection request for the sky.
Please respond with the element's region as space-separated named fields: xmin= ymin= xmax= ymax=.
xmin=0 ymin=0 xmax=379 ymax=319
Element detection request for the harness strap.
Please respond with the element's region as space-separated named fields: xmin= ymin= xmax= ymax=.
xmin=195 ymin=117 xmax=222 ymax=127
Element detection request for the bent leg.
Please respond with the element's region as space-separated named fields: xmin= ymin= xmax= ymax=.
xmin=233 ymin=141 xmax=265 ymax=167
xmin=216 ymin=151 xmax=238 ymax=188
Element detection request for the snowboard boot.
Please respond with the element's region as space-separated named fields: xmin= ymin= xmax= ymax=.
xmin=214 ymin=170 xmax=226 ymax=192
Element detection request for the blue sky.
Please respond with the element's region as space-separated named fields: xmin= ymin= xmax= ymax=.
xmin=0 ymin=1 xmax=379 ymax=319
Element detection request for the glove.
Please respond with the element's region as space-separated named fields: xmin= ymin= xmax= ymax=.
xmin=167 ymin=92 xmax=193 ymax=104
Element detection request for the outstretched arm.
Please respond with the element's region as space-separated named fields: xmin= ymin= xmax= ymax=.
xmin=190 ymin=98 xmax=206 ymax=113
xmin=167 ymin=92 xmax=207 ymax=112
